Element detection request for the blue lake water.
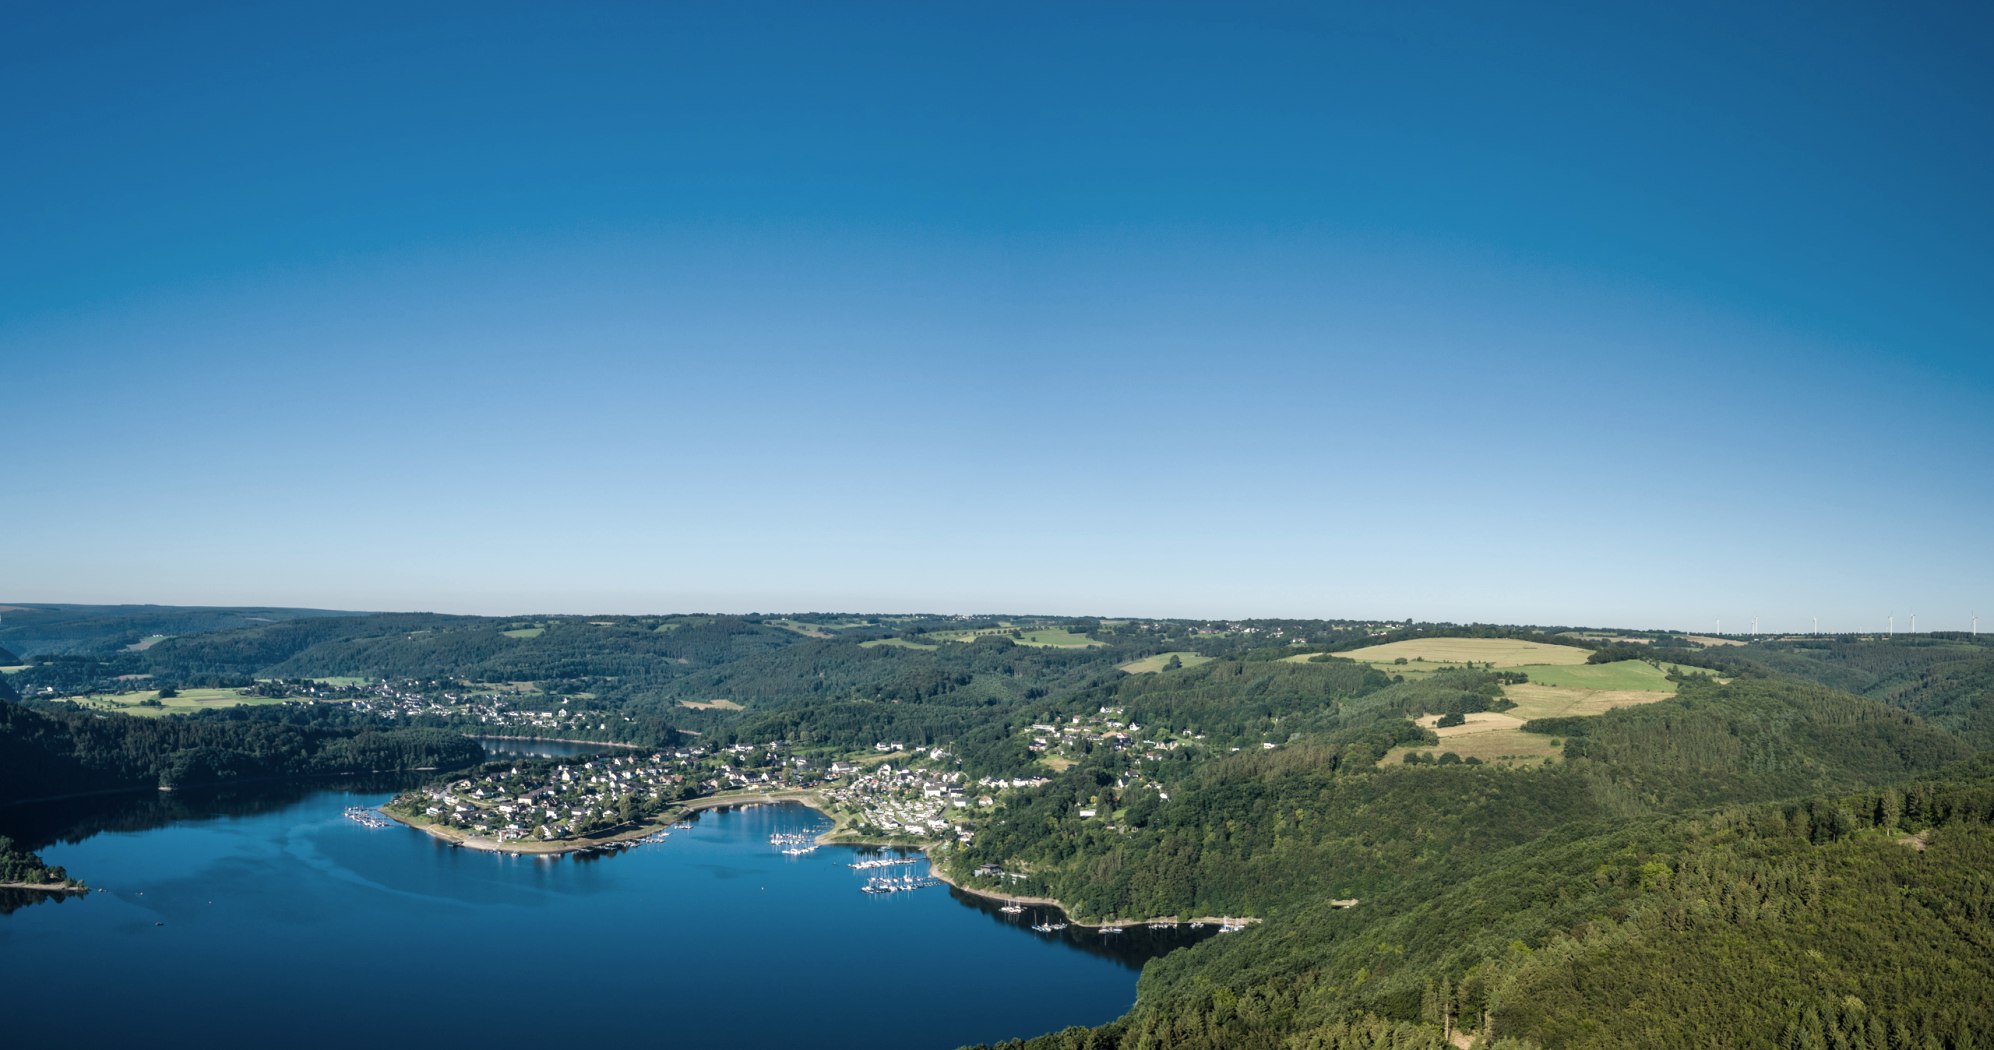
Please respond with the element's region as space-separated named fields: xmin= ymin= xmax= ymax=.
xmin=0 ymin=783 xmax=1206 ymax=1048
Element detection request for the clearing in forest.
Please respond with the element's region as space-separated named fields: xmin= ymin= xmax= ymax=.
xmin=1118 ymin=651 xmax=1214 ymax=674
xmin=678 ymin=699 xmax=744 ymax=711
xmin=1392 ymin=713 xmax=1562 ymax=765
xmin=69 ymin=687 xmax=289 ymax=718
xmin=927 ymin=625 xmax=1103 ymax=648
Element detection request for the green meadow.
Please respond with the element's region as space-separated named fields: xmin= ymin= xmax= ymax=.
xmin=69 ymin=687 xmax=290 ymax=718
xmin=1118 ymin=651 xmax=1214 ymax=674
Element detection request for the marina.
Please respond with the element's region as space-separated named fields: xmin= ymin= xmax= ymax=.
xmin=861 ymin=872 xmax=941 ymax=894
xmin=342 ymin=806 xmax=392 ymax=829
xmin=849 ymin=856 xmax=920 ymax=870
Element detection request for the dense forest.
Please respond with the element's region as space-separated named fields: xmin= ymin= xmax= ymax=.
xmin=0 ymin=701 xmax=484 ymax=799
xmin=4 ymin=605 xmax=1992 ymax=1048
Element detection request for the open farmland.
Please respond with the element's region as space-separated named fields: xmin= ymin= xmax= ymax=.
xmin=926 ymin=624 xmax=1103 ymax=648
xmin=1379 ymin=646 xmax=1697 ymax=765
xmin=1334 ymin=637 xmax=1593 ymax=667
xmin=68 ymin=687 xmax=291 ymax=718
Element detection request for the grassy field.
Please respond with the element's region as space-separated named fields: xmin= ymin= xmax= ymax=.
xmin=1118 ymin=651 xmax=1215 ymax=674
xmin=928 ymin=625 xmax=1103 ymax=648
xmin=1379 ymin=653 xmax=1692 ymax=766
xmin=1391 ymin=713 xmax=1565 ymax=765
xmin=502 ymin=627 xmax=545 ymax=638
xmin=0 ymin=665 xmax=27 ymax=674
xmin=68 ymin=687 xmax=290 ymax=718
xmin=1039 ymin=755 xmax=1076 ymax=772
xmin=123 ymin=634 xmax=171 ymax=651
xmin=1335 ymin=637 xmax=1594 ymax=668
xmin=860 ymin=637 xmax=940 ymax=651
xmin=308 ymin=675 xmax=373 ymax=687
xmin=678 ymin=699 xmax=743 ymax=711
xmin=1514 ymin=660 xmax=1704 ymax=691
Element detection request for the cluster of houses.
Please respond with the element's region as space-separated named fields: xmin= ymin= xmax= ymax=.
xmin=395 ymin=751 xmax=706 ymax=842
xmin=1025 ymin=705 xmax=1201 ymax=769
xmin=277 ymin=676 xmax=622 ymax=736
xmin=816 ymin=749 xmax=997 ymax=843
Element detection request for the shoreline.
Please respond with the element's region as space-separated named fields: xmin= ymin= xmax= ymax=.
xmin=926 ymin=864 xmax=1259 ymax=930
xmin=384 ymin=788 xmax=1261 ymax=930
xmin=384 ymin=787 xmax=835 ymax=856
xmin=0 ymin=880 xmax=86 ymax=893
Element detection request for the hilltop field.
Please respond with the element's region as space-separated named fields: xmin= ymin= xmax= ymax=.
xmin=1306 ymin=636 xmax=1717 ymax=766
xmin=64 ymin=686 xmax=289 ymax=718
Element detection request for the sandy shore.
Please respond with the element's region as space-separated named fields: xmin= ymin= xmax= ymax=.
xmin=0 ymin=881 xmax=86 ymax=893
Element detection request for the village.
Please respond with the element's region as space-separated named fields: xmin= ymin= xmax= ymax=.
xmin=384 ymin=733 xmax=1067 ymax=852
xmin=256 ymin=675 xmax=625 ymax=738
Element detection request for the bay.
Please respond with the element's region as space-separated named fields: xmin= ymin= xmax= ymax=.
xmin=0 ymin=785 xmax=1208 ymax=1048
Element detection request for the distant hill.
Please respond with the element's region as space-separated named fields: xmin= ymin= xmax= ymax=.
xmin=1703 ymin=635 xmax=1994 ymax=749
xmin=0 ymin=604 xmax=357 ymax=659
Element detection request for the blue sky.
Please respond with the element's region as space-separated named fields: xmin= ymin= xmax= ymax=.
xmin=4 ymin=1 xmax=1989 ymax=630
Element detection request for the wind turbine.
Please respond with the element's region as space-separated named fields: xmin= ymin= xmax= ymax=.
xmin=1888 ymin=613 xmax=1894 ymax=636
xmin=1910 ymin=613 xmax=1916 ymax=634
xmin=1812 ymin=616 xmax=1819 ymax=634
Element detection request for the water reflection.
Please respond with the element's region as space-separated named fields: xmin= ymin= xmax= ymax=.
xmin=471 ymin=737 xmax=629 ymax=759
xmin=0 ymin=774 xmax=422 ymax=857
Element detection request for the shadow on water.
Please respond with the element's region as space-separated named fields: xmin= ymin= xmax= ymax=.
xmin=0 ymin=774 xmax=424 ymax=858
xmin=942 ymin=884 xmax=1222 ymax=969
xmin=0 ymin=887 xmax=79 ymax=916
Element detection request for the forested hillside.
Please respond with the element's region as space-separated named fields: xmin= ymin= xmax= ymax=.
xmin=5 ymin=609 xmax=1992 ymax=1048
xmin=1700 ymin=635 xmax=1994 ymax=749
xmin=0 ymin=604 xmax=348 ymax=657
xmin=0 ymin=702 xmax=484 ymax=798
xmin=998 ymin=762 xmax=1994 ymax=1049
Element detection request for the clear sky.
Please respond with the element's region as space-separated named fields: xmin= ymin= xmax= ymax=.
xmin=4 ymin=1 xmax=1989 ymax=631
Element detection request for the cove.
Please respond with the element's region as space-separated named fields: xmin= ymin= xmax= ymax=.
xmin=0 ymin=784 xmax=1209 ymax=1049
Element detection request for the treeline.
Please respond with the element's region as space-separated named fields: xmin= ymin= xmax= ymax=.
xmin=1704 ymin=635 xmax=1994 ymax=749
xmin=0 ymin=702 xmax=484 ymax=799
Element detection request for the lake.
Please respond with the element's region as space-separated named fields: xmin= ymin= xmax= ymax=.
xmin=0 ymin=782 xmax=1210 ymax=1049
